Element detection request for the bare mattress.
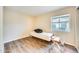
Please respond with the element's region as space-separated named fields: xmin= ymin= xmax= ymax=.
xmin=30 ymin=31 xmax=53 ymax=41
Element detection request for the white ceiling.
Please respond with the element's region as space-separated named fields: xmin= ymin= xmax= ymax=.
xmin=5 ymin=6 xmax=65 ymax=16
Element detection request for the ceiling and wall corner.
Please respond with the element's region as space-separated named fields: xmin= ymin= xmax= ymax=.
xmin=3 ymin=7 xmax=34 ymax=43
xmin=5 ymin=6 xmax=66 ymax=16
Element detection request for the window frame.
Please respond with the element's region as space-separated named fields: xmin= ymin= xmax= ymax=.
xmin=51 ymin=14 xmax=70 ymax=32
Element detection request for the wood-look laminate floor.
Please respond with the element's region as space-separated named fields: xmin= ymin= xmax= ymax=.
xmin=4 ymin=37 xmax=78 ymax=53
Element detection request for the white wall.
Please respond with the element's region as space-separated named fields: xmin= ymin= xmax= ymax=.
xmin=78 ymin=10 xmax=79 ymax=50
xmin=76 ymin=9 xmax=79 ymax=50
xmin=0 ymin=6 xmax=3 ymax=53
xmin=3 ymin=8 xmax=34 ymax=43
xmin=78 ymin=10 xmax=79 ymax=47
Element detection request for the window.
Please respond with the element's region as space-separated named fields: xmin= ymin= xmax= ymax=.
xmin=51 ymin=14 xmax=70 ymax=32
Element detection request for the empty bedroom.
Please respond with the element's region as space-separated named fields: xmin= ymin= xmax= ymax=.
xmin=3 ymin=6 xmax=79 ymax=53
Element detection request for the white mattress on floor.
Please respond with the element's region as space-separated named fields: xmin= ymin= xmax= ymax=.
xmin=30 ymin=31 xmax=52 ymax=41
xmin=30 ymin=31 xmax=60 ymax=42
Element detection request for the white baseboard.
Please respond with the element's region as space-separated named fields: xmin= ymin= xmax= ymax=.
xmin=4 ymin=38 xmax=20 ymax=44
xmin=4 ymin=35 xmax=30 ymax=44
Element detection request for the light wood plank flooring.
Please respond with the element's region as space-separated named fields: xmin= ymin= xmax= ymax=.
xmin=4 ymin=37 xmax=78 ymax=53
